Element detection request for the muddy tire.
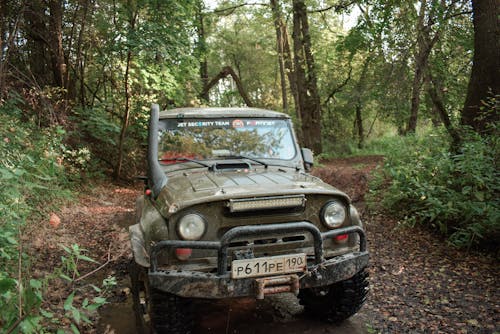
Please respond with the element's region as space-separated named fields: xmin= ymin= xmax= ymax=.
xmin=129 ymin=260 xmax=193 ymax=334
xmin=130 ymin=261 xmax=151 ymax=334
xmin=149 ymin=288 xmax=193 ymax=334
xmin=298 ymin=268 xmax=369 ymax=323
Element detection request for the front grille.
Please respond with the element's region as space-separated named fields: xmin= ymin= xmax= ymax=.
xmin=221 ymin=228 xmax=309 ymax=249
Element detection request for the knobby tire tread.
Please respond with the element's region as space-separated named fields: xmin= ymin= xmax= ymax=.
xmin=298 ymin=268 xmax=369 ymax=323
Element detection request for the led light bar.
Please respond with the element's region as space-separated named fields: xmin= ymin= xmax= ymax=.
xmin=228 ymin=195 xmax=306 ymax=212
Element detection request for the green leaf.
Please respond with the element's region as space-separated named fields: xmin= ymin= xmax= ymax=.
xmin=0 ymin=168 xmax=15 ymax=180
xmin=81 ymin=313 xmax=91 ymax=324
xmin=6 ymin=236 xmax=18 ymax=245
xmin=30 ymin=279 xmax=42 ymax=289
xmin=85 ymin=303 xmax=101 ymax=311
xmin=40 ymin=309 xmax=54 ymax=319
xmin=19 ymin=315 xmax=41 ymax=333
xmin=93 ymin=296 xmax=107 ymax=305
xmin=60 ymin=245 xmax=71 ymax=253
xmin=90 ymin=284 xmax=102 ymax=293
xmin=0 ymin=277 xmax=16 ymax=293
xmin=72 ymin=308 xmax=81 ymax=324
xmin=77 ymin=254 xmax=98 ymax=263
xmin=60 ymin=273 xmax=73 ymax=282
xmin=64 ymin=291 xmax=75 ymax=311
xmin=70 ymin=323 xmax=80 ymax=334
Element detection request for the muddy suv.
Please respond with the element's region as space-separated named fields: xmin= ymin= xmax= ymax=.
xmin=129 ymin=104 xmax=369 ymax=333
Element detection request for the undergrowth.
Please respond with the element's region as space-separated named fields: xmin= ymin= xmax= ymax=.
xmin=368 ymin=128 xmax=499 ymax=250
xmin=0 ymin=97 xmax=111 ymax=333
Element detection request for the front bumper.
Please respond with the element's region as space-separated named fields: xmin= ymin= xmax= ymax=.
xmin=148 ymin=222 xmax=369 ymax=298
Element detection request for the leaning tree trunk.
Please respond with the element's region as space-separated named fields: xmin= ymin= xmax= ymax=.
xmin=115 ymin=50 xmax=133 ymax=179
xmin=407 ymin=0 xmax=439 ymax=134
xmin=425 ymin=70 xmax=461 ymax=147
xmin=201 ymin=66 xmax=253 ymax=107
xmin=461 ymin=0 xmax=500 ymax=135
xmin=292 ymin=0 xmax=322 ymax=154
xmin=115 ymin=10 xmax=138 ymax=179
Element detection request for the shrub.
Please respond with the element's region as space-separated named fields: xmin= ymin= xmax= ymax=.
xmin=369 ymin=129 xmax=499 ymax=249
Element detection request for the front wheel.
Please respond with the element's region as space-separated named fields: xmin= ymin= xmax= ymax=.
xmin=129 ymin=261 xmax=194 ymax=334
xmin=298 ymin=268 xmax=369 ymax=323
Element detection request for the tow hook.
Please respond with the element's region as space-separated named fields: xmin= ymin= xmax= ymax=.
xmin=255 ymin=274 xmax=300 ymax=300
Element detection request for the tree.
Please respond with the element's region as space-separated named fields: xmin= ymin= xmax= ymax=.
xmin=406 ymin=0 xmax=440 ymax=134
xmin=270 ymin=0 xmax=289 ymax=113
xmin=461 ymin=0 xmax=499 ymax=134
xmin=292 ymin=0 xmax=322 ymax=153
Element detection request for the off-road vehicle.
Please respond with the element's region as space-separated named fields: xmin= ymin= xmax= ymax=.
xmin=129 ymin=104 xmax=369 ymax=333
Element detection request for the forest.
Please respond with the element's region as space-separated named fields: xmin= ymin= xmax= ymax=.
xmin=0 ymin=0 xmax=498 ymax=333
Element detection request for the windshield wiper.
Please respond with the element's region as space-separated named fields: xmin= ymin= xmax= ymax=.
xmin=224 ymin=155 xmax=268 ymax=169
xmin=159 ymin=157 xmax=211 ymax=168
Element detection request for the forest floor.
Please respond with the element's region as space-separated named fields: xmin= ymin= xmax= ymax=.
xmin=27 ymin=156 xmax=499 ymax=333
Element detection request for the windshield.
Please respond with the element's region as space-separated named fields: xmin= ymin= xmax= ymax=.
xmin=158 ymin=118 xmax=296 ymax=163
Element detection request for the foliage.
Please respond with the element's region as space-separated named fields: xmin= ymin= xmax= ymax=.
xmin=368 ymin=129 xmax=499 ymax=249
xmin=0 ymin=98 xmax=112 ymax=333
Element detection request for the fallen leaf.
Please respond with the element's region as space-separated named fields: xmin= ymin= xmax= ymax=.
xmin=467 ymin=319 xmax=479 ymax=327
xmin=49 ymin=213 xmax=61 ymax=228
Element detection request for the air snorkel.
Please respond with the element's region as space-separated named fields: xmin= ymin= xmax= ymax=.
xmin=148 ymin=104 xmax=167 ymax=198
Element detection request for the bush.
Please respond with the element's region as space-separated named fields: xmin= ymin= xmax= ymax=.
xmin=0 ymin=97 xmax=71 ymax=331
xmin=369 ymin=129 xmax=499 ymax=249
xmin=1 ymin=96 xmax=116 ymax=333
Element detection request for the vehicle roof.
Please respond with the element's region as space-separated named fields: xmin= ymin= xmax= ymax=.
xmin=159 ymin=107 xmax=290 ymax=119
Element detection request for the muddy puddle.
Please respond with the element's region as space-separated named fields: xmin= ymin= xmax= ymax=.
xmin=98 ymin=292 xmax=368 ymax=333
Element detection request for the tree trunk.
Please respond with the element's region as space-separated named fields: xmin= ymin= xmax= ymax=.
xmin=354 ymin=57 xmax=371 ymax=148
xmin=115 ymin=50 xmax=132 ymax=179
xmin=76 ymin=0 xmax=91 ymax=106
xmin=25 ymin=0 xmax=49 ymax=86
xmin=0 ymin=1 xmax=4 ymax=95
xmin=425 ymin=71 xmax=461 ymax=147
xmin=196 ymin=1 xmax=209 ymax=102
xmin=270 ymin=0 xmax=288 ymax=113
xmin=115 ymin=9 xmax=138 ymax=179
xmin=0 ymin=2 xmax=23 ymax=98
xmin=407 ymin=0 xmax=441 ymax=134
xmin=461 ymin=0 xmax=500 ymax=135
xmin=48 ymin=0 xmax=67 ymax=88
xmin=292 ymin=0 xmax=322 ymax=153
xmin=277 ymin=4 xmax=302 ymax=141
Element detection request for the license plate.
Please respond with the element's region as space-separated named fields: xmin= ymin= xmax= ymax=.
xmin=231 ymin=253 xmax=307 ymax=279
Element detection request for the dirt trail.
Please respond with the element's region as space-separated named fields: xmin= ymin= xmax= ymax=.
xmin=30 ymin=156 xmax=499 ymax=333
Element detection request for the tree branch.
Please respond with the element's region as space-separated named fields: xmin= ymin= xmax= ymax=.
xmin=208 ymin=2 xmax=268 ymax=16
xmin=443 ymin=10 xmax=472 ymax=21
xmin=322 ymin=65 xmax=352 ymax=106
xmin=202 ymin=66 xmax=254 ymax=107
xmin=308 ymin=0 xmax=356 ymax=13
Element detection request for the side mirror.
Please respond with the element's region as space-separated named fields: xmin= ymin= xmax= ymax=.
xmin=301 ymin=148 xmax=314 ymax=171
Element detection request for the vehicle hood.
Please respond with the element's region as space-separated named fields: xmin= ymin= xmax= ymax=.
xmin=155 ymin=167 xmax=350 ymax=217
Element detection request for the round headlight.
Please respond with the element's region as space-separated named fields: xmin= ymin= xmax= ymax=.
xmin=177 ymin=213 xmax=206 ymax=240
xmin=321 ymin=201 xmax=346 ymax=228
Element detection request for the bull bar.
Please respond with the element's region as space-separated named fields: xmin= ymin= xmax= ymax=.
xmin=148 ymin=222 xmax=369 ymax=298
